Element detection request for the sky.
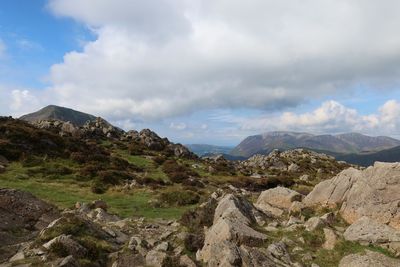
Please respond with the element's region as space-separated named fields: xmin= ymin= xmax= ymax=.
xmin=1 ymin=0 xmax=400 ymax=146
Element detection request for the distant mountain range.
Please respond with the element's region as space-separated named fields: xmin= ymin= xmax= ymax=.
xmin=186 ymin=144 xmax=234 ymax=156
xmin=20 ymin=105 xmax=96 ymax=126
xmin=230 ymin=131 xmax=400 ymax=158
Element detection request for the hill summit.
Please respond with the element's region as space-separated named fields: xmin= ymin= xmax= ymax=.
xmin=20 ymin=105 xmax=96 ymax=126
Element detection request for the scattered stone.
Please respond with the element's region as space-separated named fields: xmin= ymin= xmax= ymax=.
xmin=288 ymin=163 xmax=300 ymax=172
xmin=43 ymin=234 xmax=87 ymax=258
xmin=9 ymin=251 xmax=25 ymax=262
xmin=304 ymin=217 xmax=325 ymax=232
xmin=339 ymin=250 xmax=400 ymax=267
xmin=145 ymin=250 xmax=167 ymax=267
xmin=299 ymin=174 xmax=310 ymax=182
xmin=286 ymin=216 xmax=304 ymax=226
xmin=323 ymin=228 xmax=338 ymax=250
xmin=58 ymin=255 xmax=79 ymax=267
xmin=91 ymin=200 xmax=108 ymax=211
xmin=154 ymin=242 xmax=169 ymax=252
xmin=179 ymin=255 xmax=196 ymax=267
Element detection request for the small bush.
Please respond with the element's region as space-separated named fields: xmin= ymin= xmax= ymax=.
xmin=128 ymin=143 xmax=145 ymax=155
xmin=97 ymin=170 xmax=131 ymax=185
xmin=91 ymin=180 xmax=108 ymax=194
xmin=158 ymin=190 xmax=200 ymax=206
xmin=162 ymin=160 xmax=198 ymax=184
xmin=153 ymin=155 xmax=166 ymax=165
xmin=162 ymin=256 xmax=184 ymax=267
xmin=49 ymin=241 xmax=70 ymax=257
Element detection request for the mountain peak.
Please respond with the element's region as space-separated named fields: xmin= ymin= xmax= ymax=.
xmin=20 ymin=105 xmax=97 ymax=127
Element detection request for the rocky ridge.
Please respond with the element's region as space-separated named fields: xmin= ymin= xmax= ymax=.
xmin=31 ymin=117 xmax=194 ymax=159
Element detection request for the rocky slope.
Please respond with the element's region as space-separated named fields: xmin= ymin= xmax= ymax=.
xmin=4 ymin=161 xmax=400 ymax=267
xmin=231 ymin=131 xmax=400 ymax=158
xmin=20 ymin=105 xmax=97 ymax=127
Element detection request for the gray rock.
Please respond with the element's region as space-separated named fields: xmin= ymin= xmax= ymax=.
xmin=256 ymin=187 xmax=302 ymax=217
xmin=145 ymin=250 xmax=167 ymax=267
xmin=179 ymin=255 xmax=196 ymax=267
xmin=197 ymin=194 xmax=267 ymax=265
xmin=154 ymin=242 xmax=169 ymax=252
xmin=9 ymin=251 xmax=25 ymax=262
xmin=304 ymin=217 xmax=325 ymax=232
xmin=305 ymin=162 xmax=400 ymax=229
xmin=339 ymin=250 xmax=400 ymax=267
xmin=43 ymin=234 xmax=87 ymax=258
xmin=58 ymin=255 xmax=80 ymax=267
xmin=322 ymin=228 xmax=338 ymax=250
xmin=344 ymin=216 xmax=400 ymax=253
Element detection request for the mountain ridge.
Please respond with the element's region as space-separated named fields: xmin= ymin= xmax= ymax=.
xmin=231 ymin=131 xmax=400 ymax=157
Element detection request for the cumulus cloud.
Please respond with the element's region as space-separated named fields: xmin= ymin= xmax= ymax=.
xmin=40 ymin=0 xmax=400 ymax=121
xmin=235 ymin=100 xmax=400 ymax=136
xmin=10 ymin=90 xmax=40 ymax=112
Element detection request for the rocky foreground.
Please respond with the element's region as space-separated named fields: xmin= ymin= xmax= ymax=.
xmin=2 ymin=162 xmax=400 ymax=266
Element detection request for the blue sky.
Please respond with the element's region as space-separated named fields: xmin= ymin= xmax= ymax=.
xmin=1 ymin=0 xmax=400 ymax=146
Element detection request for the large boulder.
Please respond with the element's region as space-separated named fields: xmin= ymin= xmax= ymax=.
xmin=339 ymin=250 xmax=400 ymax=267
xmin=256 ymin=187 xmax=302 ymax=217
xmin=197 ymin=194 xmax=268 ymax=266
xmin=344 ymin=216 xmax=400 ymax=253
xmin=303 ymin=167 xmax=360 ymax=208
xmin=304 ymin=162 xmax=400 ymax=229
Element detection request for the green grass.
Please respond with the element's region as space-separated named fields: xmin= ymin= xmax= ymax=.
xmin=0 ymin=162 xmax=192 ymax=219
xmin=114 ymin=149 xmax=170 ymax=182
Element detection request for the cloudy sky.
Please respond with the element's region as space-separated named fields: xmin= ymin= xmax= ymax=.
xmin=1 ymin=0 xmax=400 ymax=145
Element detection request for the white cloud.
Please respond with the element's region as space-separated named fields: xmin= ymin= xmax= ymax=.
xmin=10 ymin=90 xmax=40 ymax=112
xmin=169 ymin=122 xmax=187 ymax=130
xmin=39 ymin=0 xmax=400 ymax=121
xmin=235 ymin=100 xmax=400 ymax=136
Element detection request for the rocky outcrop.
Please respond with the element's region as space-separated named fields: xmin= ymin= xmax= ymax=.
xmin=83 ymin=117 xmax=124 ymax=138
xmin=303 ymin=167 xmax=360 ymax=208
xmin=198 ymin=194 xmax=268 ymax=265
xmin=197 ymin=194 xmax=300 ymax=266
xmin=339 ymin=250 xmax=400 ymax=267
xmin=43 ymin=234 xmax=88 ymax=258
xmin=240 ymin=149 xmax=339 ymax=173
xmin=344 ymin=216 xmax=400 ymax=254
xmin=304 ymin=162 xmax=400 ymax=229
xmin=255 ymin=187 xmax=302 ymax=217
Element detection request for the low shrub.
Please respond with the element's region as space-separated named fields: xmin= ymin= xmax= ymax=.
xmin=153 ymin=155 xmax=167 ymax=165
xmin=158 ymin=190 xmax=200 ymax=206
xmin=91 ymin=180 xmax=108 ymax=194
xmin=162 ymin=160 xmax=199 ymax=184
xmin=49 ymin=241 xmax=70 ymax=257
